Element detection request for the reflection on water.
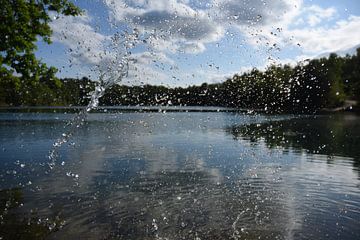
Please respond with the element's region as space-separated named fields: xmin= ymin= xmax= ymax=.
xmin=0 ymin=112 xmax=359 ymax=239
xmin=227 ymin=114 xmax=360 ymax=175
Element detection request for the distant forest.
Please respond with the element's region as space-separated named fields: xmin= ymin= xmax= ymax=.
xmin=1 ymin=49 xmax=360 ymax=113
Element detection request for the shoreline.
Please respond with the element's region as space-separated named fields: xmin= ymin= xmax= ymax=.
xmin=0 ymin=105 xmax=358 ymax=114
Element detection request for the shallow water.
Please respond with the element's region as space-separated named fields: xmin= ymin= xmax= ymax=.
xmin=0 ymin=111 xmax=359 ymax=239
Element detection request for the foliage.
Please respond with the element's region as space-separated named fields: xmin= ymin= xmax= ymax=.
xmin=0 ymin=2 xmax=358 ymax=113
xmin=98 ymin=50 xmax=360 ymax=113
xmin=1 ymin=43 xmax=360 ymax=113
xmin=0 ymin=0 xmax=81 ymax=106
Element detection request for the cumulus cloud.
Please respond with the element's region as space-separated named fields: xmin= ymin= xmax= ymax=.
xmin=220 ymin=1 xmax=358 ymax=61
xmin=106 ymin=0 xmax=348 ymax=59
xmin=124 ymin=51 xmax=176 ymax=85
xmin=179 ymin=42 xmax=206 ymax=54
xmin=287 ymin=15 xmax=360 ymax=54
xmin=48 ymin=0 xmax=360 ymax=85
xmin=212 ymin=0 xmax=302 ymax=27
xmin=132 ymin=11 xmax=220 ymax=42
xmin=104 ymin=0 xmax=303 ymax=55
xmin=49 ymin=12 xmax=174 ymax=84
xmin=131 ymin=51 xmax=175 ymax=65
xmin=50 ymin=14 xmax=111 ymax=65
xmin=125 ymin=63 xmax=169 ymax=85
xmin=212 ymin=0 xmax=305 ymax=41
xmin=214 ymin=0 xmax=303 ymax=50
xmin=104 ymin=0 xmax=223 ymax=54
xmin=306 ymin=5 xmax=336 ymax=27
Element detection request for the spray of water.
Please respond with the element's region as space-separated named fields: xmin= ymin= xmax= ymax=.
xmin=48 ymin=29 xmax=140 ymax=170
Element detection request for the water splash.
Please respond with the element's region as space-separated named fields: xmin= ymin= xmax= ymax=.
xmin=48 ymin=29 xmax=140 ymax=170
xmin=232 ymin=210 xmax=245 ymax=240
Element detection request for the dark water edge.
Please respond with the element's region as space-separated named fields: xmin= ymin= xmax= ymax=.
xmin=0 ymin=106 xmax=246 ymax=113
xmin=0 ymin=111 xmax=359 ymax=239
xmin=1 ymin=105 xmax=358 ymax=115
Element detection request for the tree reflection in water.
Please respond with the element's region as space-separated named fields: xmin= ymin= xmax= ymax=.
xmin=227 ymin=114 xmax=360 ymax=174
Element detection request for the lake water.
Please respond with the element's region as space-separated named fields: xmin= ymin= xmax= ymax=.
xmin=0 ymin=111 xmax=359 ymax=239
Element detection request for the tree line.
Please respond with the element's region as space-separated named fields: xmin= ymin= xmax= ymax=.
xmin=0 ymin=0 xmax=81 ymax=106
xmin=1 ymin=1 xmax=359 ymax=113
xmin=1 ymin=49 xmax=360 ymax=113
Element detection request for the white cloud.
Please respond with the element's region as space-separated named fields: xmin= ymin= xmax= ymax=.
xmin=287 ymin=15 xmax=360 ymax=54
xmin=212 ymin=0 xmax=303 ymax=28
xmin=210 ymin=0 xmax=304 ymax=53
xmin=124 ymin=51 xmax=176 ymax=85
xmin=104 ymin=0 xmax=224 ymax=54
xmin=103 ymin=0 xmax=306 ymax=57
xmin=50 ymin=12 xmax=174 ymax=84
xmin=125 ymin=64 xmax=169 ymax=85
xmin=179 ymin=42 xmax=206 ymax=54
xmin=131 ymin=51 xmax=175 ymax=65
xmin=225 ymin=2 xmax=358 ymax=64
xmin=305 ymin=5 xmax=336 ymax=27
xmin=48 ymin=0 xmax=360 ymax=86
xmin=50 ymin=14 xmax=111 ymax=65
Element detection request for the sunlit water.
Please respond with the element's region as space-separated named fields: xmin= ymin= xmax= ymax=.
xmin=0 ymin=110 xmax=359 ymax=239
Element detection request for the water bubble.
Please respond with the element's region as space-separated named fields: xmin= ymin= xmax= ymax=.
xmin=152 ymin=219 xmax=158 ymax=232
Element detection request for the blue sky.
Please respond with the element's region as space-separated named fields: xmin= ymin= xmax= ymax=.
xmin=36 ymin=0 xmax=360 ymax=87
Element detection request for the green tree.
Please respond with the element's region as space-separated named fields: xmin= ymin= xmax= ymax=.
xmin=351 ymin=49 xmax=360 ymax=103
xmin=326 ymin=53 xmax=345 ymax=107
xmin=0 ymin=0 xmax=81 ymax=105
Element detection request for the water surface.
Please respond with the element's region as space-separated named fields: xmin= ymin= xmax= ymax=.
xmin=0 ymin=111 xmax=359 ymax=239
